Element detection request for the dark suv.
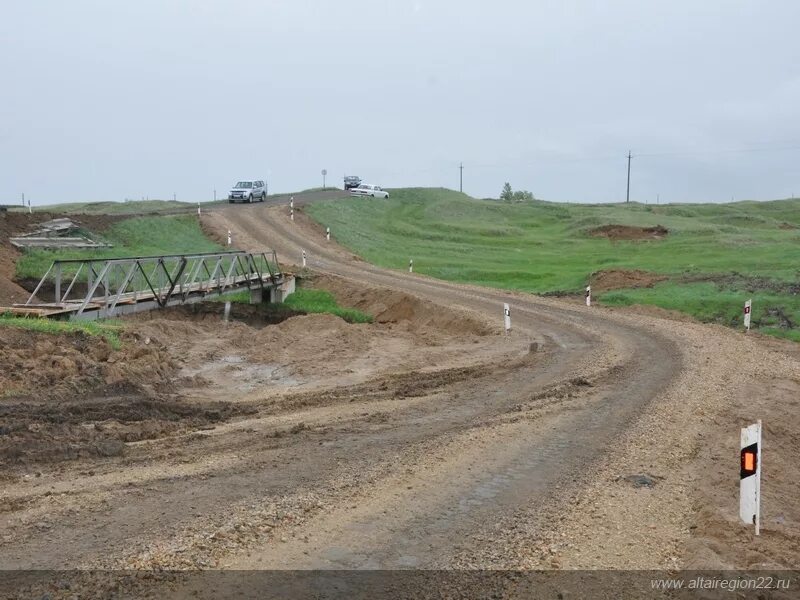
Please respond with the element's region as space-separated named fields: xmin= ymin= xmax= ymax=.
xmin=343 ymin=175 xmax=361 ymax=190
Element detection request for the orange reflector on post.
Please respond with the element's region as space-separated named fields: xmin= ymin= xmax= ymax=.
xmin=741 ymin=443 xmax=758 ymax=478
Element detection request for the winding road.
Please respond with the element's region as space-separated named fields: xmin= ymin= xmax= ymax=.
xmin=213 ymin=196 xmax=681 ymax=569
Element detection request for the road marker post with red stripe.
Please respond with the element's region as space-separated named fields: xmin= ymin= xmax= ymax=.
xmin=740 ymin=420 xmax=762 ymax=536
xmin=744 ymin=299 xmax=752 ymax=332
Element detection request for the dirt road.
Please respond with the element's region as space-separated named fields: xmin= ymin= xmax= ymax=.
xmin=207 ymin=200 xmax=799 ymax=573
xmin=2 ymin=194 xmax=798 ymax=598
xmin=205 ymin=202 xmax=684 ymax=569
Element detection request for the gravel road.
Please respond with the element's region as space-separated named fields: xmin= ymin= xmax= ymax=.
xmin=207 ymin=200 xmax=683 ymax=569
xmin=3 ymin=192 xmax=797 ymax=599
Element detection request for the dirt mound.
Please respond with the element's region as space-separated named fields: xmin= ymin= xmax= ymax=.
xmin=588 ymin=224 xmax=668 ymax=241
xmin=251 ymin=313 xmax=374 ymax=374
xmin=590 ymin=269 xmax=668 ymax=292
xmin=311 ymin=274 xmax=493 ymax=337
xmin=0 ymin=325 xmax=233 ymax=468
xmin=0 ymin=327 xmax=177 ymax=402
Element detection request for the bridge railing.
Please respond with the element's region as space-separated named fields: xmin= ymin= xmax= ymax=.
xmin=25 ymin=250 xmax=282 ymax=316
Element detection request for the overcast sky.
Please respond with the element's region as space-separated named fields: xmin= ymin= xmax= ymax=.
xmin=1 ymin=0 xmax=799 ymax=204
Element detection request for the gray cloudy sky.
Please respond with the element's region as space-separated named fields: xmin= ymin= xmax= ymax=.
xmin=1 ymin=0 xmax=799 ymax=204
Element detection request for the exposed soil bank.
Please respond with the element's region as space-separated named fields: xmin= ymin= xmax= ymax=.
xmin=588 ymin=224 xmax=669 ymax=240
xmin=590 ymin=268 xmax=668 ymax=292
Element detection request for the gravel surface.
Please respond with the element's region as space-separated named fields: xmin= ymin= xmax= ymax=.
xmin=2 ymin=194 xmax=797 ymax=598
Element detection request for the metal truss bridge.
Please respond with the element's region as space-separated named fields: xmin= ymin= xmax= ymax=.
xmin=8 ymin=250 xmax=291 ymax=320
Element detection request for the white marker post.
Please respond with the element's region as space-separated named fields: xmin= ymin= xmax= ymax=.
xmin=227 ymin=230 xmax=232 ymax=246
xmin=290 ymin=207 xmax=294 ymax=222
xmin=197 ymin=203 xmax=201 ymax=217
xmin=585 ymin=285 xmax=591 ymax=307
xmin=28 ymin=199 xmax=32 ymax=215
xmin=302 ymin=250 xmax=307 ymax=268
xmin=744 ymin=299 xmax=752 ymax=332
xmin=740 ymin=420 xmax=762 ymax=535
xmin=290 ymin=197 xmax=294 ymax=211
xmin=326 ymin=227 xmax=330 ymax=241
xmin=503 ymin=303 xmax=511 ymax=334
xmin=409 ymin=259 xmax=413 ymax=273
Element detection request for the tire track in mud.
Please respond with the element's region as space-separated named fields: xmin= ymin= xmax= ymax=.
xmin=211 ymin=202 xmax=681 ymax=569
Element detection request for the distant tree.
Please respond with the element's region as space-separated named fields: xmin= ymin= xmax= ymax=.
xmin=512 ymin=190 xmax=535 ymax=202
xmin=500 ymin=182 xmax=513 ymax=202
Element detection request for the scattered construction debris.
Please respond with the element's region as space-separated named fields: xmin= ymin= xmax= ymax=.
xmin=9 ymin=217 xmax=113 ymax=249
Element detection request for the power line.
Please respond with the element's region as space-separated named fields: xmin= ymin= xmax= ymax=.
xmin=459 ymin=142 xmax=800 ymax=170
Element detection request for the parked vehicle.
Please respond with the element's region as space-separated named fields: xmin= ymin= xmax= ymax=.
xmin=350 ymin=184 xmax=389 ymax=199
xmin=228 ymin=180 xmax=267 ymax=203
xmin=343 ymin=175 xmax=362 ymax=190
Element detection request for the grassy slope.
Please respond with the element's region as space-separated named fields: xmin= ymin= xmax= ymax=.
xmin=16 ymin=215 xmax=223 ymax=280
xmin=307 ymin=188 xmax=800 ymax=339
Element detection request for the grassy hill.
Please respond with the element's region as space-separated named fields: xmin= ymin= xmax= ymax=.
xmin=307 ymin=188 xmax=800 ymax=341
xmin=15 ymin=215 xmax=223 ymax=280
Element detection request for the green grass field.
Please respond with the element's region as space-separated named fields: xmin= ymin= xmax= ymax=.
xmin=16 ymin=215 xmax=223 ymax=280
xmin=307 ymin=188 xmax=800 ymax=340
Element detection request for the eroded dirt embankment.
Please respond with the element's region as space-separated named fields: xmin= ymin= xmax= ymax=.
xmin=1 ymin=273 xmax=506 ymax=476
xmin=0 ymin=326 xmax=242 ymax=470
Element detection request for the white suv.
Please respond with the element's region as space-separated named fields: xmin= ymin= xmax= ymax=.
xmin=350 ymin=184 xmax=389 ymax=199
xmin=228 ymin=180 xmax=267 ymax=203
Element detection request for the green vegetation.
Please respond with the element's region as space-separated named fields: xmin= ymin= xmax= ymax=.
xmin=209 ymin=288 xmax=372 ymax=323
xmin=209 ymin=290 xmax=252 ymax=304
xmin=0 ymin=314 xmax=122 ymax=349
xmin=283 ymin=289 xmax=372 ymax=323
xmin=307 ymin=188 xmax=800 ymax=340
xmin=16 ymin=215 xmax=223 ymax=280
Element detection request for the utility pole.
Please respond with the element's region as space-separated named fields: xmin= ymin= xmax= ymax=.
xmin=626 ymin=151 xmax=632 ymax=203
xmin=459 ymin=162 xmax=464 ymax=193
